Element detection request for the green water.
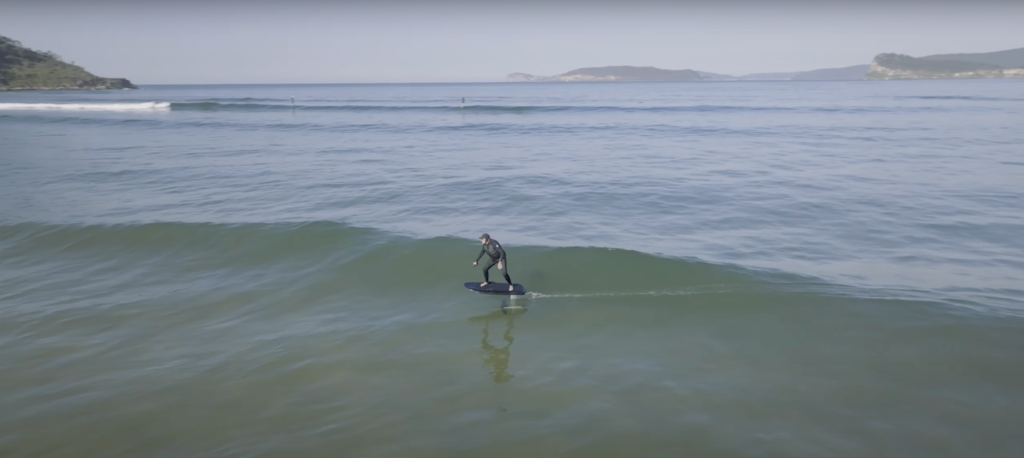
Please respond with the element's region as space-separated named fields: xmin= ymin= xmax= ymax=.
xmin=2 ymin=81 xmax=1024 ymax=457
xmin=1 ymin=222 xmax=1022 ymax=457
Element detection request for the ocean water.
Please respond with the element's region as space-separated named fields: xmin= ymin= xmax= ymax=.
xmin=1 ymin=80 xmax=1023 ymax=457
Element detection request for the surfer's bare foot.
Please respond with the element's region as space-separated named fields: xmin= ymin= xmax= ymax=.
xmin=509 ymin=284 xmax=514 ymax=291
xmin=480 ymin=282 xmax=489 ymax=287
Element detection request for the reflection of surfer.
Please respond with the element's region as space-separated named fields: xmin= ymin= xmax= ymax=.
xmin=468 ymin=309 xmax=521 ymax=384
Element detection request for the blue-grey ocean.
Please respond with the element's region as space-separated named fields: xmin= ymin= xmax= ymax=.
xmin=1 ymin=80 xmax=1023 ymax=457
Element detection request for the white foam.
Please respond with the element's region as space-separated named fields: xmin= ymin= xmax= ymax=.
xmin=0 ymin=102 xmax=171 ymax=111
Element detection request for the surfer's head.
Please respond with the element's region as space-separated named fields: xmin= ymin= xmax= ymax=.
xmin=479 ymin=233 xmax=490 ymax=243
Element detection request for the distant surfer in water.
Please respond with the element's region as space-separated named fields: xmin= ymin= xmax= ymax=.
xmin=472 ymin=233 xmax=513 ymax=291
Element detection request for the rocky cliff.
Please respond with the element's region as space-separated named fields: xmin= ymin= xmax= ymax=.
xmin=0 ymin=34 xmax=136 ymax=91
xmin=865 ymin=53 xmax=1024 ymax=80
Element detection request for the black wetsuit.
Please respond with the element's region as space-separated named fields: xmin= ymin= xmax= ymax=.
xmin=475 ymin=239 xmax=512 ymax=284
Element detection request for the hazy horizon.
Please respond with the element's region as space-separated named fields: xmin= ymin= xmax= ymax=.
xmin=3 ymin=0 xmax=1023 ymax=84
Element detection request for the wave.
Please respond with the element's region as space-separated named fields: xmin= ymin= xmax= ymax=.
xmin=0 ymin=101 xmax=957 ymax=114
xmin=165 ymin=102 xmax=898 ymax=114
xmin=3 ymin=110 xmax=920 ymax=139
xmin=2 ymin=221 xmax=998 ymax=315
xmin=0 ymin=221 xmax=811 ymax=301
xmin=0 ymin=102 xmax=171 ymax=111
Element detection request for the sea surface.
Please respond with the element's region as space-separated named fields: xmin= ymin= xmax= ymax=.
xmin=1 ymin=80 xmax=1023 ymax=457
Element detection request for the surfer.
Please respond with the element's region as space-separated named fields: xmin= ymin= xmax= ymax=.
xmin=472 ymin=233 xmax=513 ymax=291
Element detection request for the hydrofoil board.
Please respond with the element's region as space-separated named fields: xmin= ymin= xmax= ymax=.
xmin=464 ymin=282 xmax=526 ymax=296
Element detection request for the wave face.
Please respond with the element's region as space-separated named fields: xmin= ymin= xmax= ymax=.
xmin=0 ymin=220 xmax=1011 ymax=311
xmin=0 ymin=222 xmax=773 ymax=307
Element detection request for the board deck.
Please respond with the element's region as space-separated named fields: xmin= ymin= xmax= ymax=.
xmin=464 ymin=282 xmax=527 ymax=296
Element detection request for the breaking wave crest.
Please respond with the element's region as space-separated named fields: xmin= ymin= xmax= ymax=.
xmin=0 ymin=102 xmax=171 ymax=111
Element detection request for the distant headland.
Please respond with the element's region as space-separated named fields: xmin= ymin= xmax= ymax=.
xmin=1 ymin=34 xmax=136 ymax=91
xmin=868 ymin=51 xmax=1024 ymax=80
xmin=510 ymin=46 xmax=1024 ymax=82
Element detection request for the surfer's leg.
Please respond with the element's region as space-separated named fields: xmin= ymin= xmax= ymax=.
xmin=482 ymin=259 xmax=497 ymax=285
xmin=500 ymin=260 xmax=512 ymax=285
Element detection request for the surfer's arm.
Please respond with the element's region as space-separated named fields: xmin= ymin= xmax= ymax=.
xmin=496 ymin=245 xmax=507 ymax=262
xmin=475 ymin=246 xmax=486 ymax=263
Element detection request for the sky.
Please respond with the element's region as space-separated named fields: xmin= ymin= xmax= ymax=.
xmin=2 ymin=0 xmax=1022 ymax=84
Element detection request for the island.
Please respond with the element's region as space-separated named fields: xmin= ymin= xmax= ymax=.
xmin=1 ymin=34 xmax=136 ymax=91
xmin=508 ymin=65 xmax=871 ymax=82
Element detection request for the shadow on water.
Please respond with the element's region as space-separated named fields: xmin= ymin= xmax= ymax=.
xmin=467 ymin=301 xmax=526 ymax=384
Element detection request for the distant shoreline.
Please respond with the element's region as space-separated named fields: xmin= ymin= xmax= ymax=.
xmin=5 ymin=79 xmax=1024 ymax=91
